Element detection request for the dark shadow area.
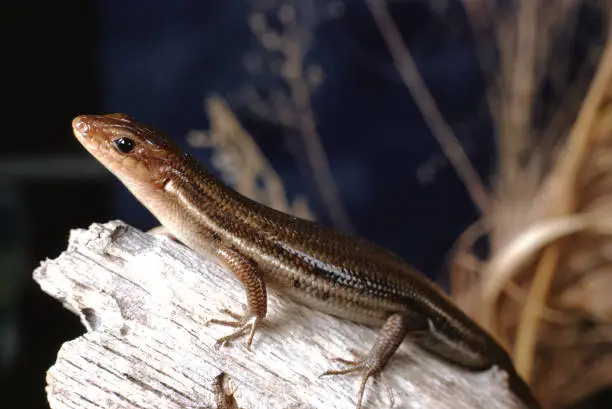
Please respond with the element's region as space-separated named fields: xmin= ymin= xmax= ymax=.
xmin=1 ymin=2 xmax=111 ymax=408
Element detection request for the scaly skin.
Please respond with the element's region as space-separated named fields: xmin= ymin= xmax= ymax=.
xmin=72 ymin=113 xmax=540 ymax=409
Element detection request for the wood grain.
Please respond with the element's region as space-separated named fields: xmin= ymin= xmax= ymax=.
xmin=33 ymin=220 xmax=523 ymax=409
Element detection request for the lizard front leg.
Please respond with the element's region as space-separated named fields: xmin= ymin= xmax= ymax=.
xmin=147 ymin=228 xmax=266 ymax=349
xmin=206 ymin=245 xmax=267 ymax=350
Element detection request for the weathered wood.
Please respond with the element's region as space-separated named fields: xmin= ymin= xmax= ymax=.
xmin=34 ymin=220 xmax=524 ymax=409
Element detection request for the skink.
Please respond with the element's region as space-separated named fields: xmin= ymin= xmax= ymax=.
xmin=72 ymin=113 xmax=540 ymax=409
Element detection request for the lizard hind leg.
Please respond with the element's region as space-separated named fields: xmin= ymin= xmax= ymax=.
xmin=321 ymin=313 xmax=419 ymax=409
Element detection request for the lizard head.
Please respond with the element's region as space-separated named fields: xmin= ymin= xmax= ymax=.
xmin=72 ymin=113 xmax=183 ymax=190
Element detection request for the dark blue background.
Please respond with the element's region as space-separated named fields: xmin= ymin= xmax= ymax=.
xmin=95 ymin=0 xmax=493 ymax=279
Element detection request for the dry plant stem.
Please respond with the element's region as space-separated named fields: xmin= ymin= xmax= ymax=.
xmin=482 ymin=216 xmax=612 ymax=300
xmin=563 ymin=38 xmax=612 ymax=173
xmin=274 ymin=14 xmax=354 ymax=232
xmin=34 ymin=221 xmax=524 ymax=409
xmin=201 ymin=97 xmax=315 ymax=220
xmin=495 ymin=1 xmax=583 ymax=176
xmin=463 ymin=1 xmax=501 ymax=129
xmin=512 ymin=37 xmax=612 ymax=381
xmin=207 ymin=97 xmax=288 ymax=206
xmin=365 ymin=0 xmax=490 ymax=214
xmin=514 ymin=246 xmax=561 ymax=381
xmin=499 ymin=0 xmax=539 ymax=179
xmin=292 ymin=78 xmax=355 ymax=231
xmin=449 ymin=219 xmax=486 ymax=295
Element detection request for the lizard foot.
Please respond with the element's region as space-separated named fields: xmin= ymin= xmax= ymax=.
xmin=206 ymin=307 xmax=262 ymax=351
xmin=320 ymin=349 xmax=384 ymax=409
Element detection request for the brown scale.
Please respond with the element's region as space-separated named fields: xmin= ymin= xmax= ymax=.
xmin=72 ymin=113 xmax=541 ymax=409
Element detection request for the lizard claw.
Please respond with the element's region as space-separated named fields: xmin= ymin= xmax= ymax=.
xmin=204 ymin=306 xmax=247 ymax=328
xmin=327 ymin=348 xmax=363 ymax=366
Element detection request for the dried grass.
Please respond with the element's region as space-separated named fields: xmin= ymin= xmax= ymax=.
xmin=187 ymin=96 xmax=315 ymax=221
xmin=240 ymin=1 xmax=354 ymax=232
xmin=448 ymin=1 xmax=612 ymax=407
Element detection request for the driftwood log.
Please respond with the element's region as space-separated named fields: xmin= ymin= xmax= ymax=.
xmin=34 ymin=220 xmax=525 ymax=409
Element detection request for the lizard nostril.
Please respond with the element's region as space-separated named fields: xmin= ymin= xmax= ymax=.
xmin=72 ymin=116 xmax=90 ymax=136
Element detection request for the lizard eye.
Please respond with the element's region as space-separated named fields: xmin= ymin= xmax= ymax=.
xmin=113 ymin=137 xmax=136 ymax=153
